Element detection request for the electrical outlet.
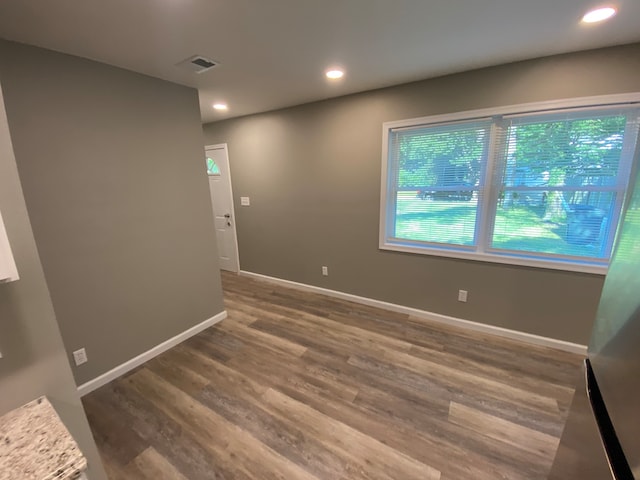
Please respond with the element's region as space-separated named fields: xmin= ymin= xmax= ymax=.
xmin=73 ymin=348 xmax=88 ymax=366
xmin=458 ymin=290 xmax=468 ymax=303
xmin=322 ymin=266 xmax=329 ymax=276
xmin=240 ymin=196 xmax=250 ymax=206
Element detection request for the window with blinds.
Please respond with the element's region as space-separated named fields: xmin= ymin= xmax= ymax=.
xmin=387 ymin=120 xmax=491 ymax=247
xmin=380 ymin=98 xmax=640 ymax=273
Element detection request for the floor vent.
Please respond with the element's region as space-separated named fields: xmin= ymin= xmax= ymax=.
xmin=176 ymin=55 xmax=219 ymax=74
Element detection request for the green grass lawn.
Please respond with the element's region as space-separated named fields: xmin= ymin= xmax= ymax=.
xmin=395 ymin=193 xmax=604 ymax=258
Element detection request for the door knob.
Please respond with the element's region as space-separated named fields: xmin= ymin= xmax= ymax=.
xmin=224 ymin=214 xmax=231 ymax=218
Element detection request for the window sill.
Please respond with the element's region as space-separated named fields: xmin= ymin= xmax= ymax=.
xmin=379 ymin=241 xmax=608 ymax=275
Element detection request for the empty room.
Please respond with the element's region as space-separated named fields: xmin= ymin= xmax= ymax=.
xmin=1 ymin=1 xmax=639 ymax=479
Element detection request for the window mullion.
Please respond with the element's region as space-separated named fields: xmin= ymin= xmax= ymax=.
xmin=476 ymin=120 xmax=505 ymax=254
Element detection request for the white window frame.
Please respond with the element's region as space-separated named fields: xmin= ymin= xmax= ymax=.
xmin=379 ymin=93 xmax=640 ymax=275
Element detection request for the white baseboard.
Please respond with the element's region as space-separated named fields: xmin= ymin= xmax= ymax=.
xmin=239 ymin=271 xmax=587 ymax=356
xmin=77 ymin=311 xmax=227 ymax=397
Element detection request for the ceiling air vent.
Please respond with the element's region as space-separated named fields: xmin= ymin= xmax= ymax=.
xmin=176 ymin=55 xmax=219 ymax=74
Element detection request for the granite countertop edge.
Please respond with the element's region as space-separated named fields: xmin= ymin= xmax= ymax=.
xmin=41 ymin=456 xmax=88 ymax=480
xmin=0 ymin=396 xmax=87 ymax=480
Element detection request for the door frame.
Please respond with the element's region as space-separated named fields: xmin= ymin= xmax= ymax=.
xmin=205 ymin=143 xmax=241 ymax=273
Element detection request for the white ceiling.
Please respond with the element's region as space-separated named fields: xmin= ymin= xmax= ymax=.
xmin=0 ymin=0 xmax=639 ymax=123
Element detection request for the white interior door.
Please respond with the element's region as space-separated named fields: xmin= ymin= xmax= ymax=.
xmin=205 ymin=144 xmax=239 ymax=272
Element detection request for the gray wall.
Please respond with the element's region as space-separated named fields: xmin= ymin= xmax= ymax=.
xmin=0 ymin=83 xmax=106 ymax=479
xmin=0 ymin=40 xmax=225 ymax=385
xmin=203 ymin=43 xmax=640 ymax=345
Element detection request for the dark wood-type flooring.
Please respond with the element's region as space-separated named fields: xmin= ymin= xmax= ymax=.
xmin=83 ymin=272 xmax=583 ymax=479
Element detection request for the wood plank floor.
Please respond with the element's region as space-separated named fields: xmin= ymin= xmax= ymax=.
xmin=83 ymin=272 xmax=583 ymax=480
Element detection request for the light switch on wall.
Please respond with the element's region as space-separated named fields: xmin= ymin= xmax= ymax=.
xmin=73 ymin=348 xmax=88 ymax=366
xmin=240 ymin=196 xmax=250 ymax=206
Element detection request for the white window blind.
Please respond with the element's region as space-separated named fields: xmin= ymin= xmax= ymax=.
xmin=491 ymin=109 xmax=639 ymax=261
xmin=380 ymin=97 xmax=640 ymax=273
xmin=387 ymin=120 xmax=491 ymax=247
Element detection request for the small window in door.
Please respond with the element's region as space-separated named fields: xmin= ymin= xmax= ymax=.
xmin=206 ymin=157 xmax=221 ymax=176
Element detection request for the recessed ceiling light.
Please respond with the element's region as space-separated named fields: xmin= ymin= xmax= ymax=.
xmin=326 ymin=69 xmax=344 ymax=80
xmin=582 ymin=6 xmax=617 ymax=23
xmin=213 ymin=103 xmax=228 ymax=111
